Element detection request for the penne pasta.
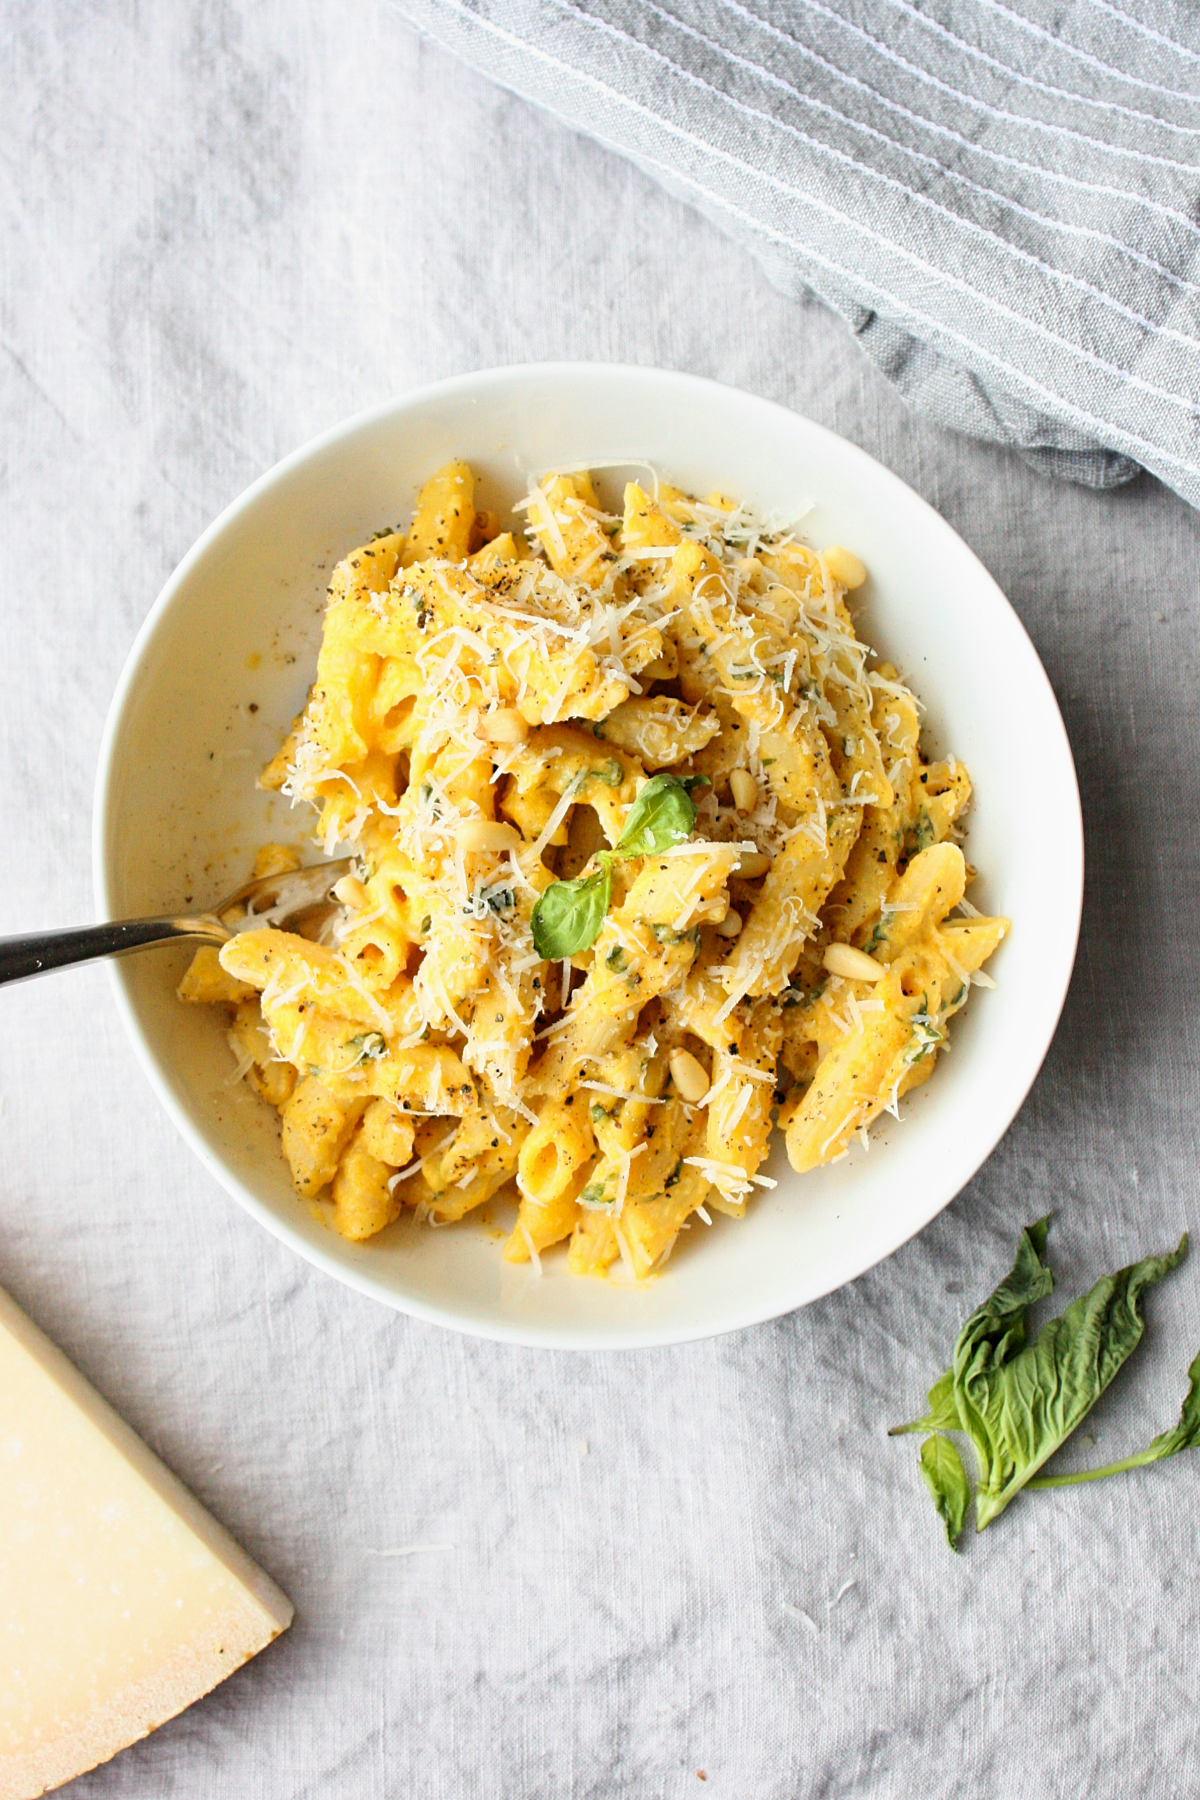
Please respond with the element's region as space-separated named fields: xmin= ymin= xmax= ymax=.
xmin=180 ymin=459 xmax=1008 ymax=1271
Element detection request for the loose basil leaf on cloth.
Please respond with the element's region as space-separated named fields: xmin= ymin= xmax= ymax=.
xmin=611 ymin=773 xmax=700 ymax=859
xmin=530 ymin=774 xmax=702 ymax=957
xmin=961 ymin=1233 xmax=1188 ymax=1528
xmin=891 ymin=1219 xmax=1054 ymax=1439
xmin=893 ymin=1220 xmax=1196 ymax=1544
xmin=919 ymin=1436 xmax=971 ymax=1551
xmin=1029 ymin=1347 xmax=1200 ymax=1490
xmin=529 ymin=866 xmax=612 ymax=959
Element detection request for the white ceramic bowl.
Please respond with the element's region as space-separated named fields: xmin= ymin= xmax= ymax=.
xmin=94 ymin=364 xmax=1082 ymax=1348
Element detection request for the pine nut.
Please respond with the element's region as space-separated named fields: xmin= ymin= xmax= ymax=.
xmin=457 ymin=818 xmax=522 ymax=854
xmin=333 ymin=874 xmax=368 ymax=909
xmin=737 ymin=850 xmax=772 ymax=879
xmin=479 ymin=707 xmax=528 ymax=744
xmin=716 ymin=908 xmax=743 ymax=939
xmin=729 ymin=768 xmax=758 ymax=814
xmin=823 ymin=545 xmax=867 ymax=591
xmin=823 ymin=942 xmax=886 ymax=982
xmin=670 ymin=1048 xmax=710 ymax=1104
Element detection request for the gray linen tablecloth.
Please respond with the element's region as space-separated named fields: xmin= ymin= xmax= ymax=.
xmin=1 ymin=4 xmax=1198 ymax=1796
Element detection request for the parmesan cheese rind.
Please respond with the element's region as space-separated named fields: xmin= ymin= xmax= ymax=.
xmin=0 ymin=1284 xmax=292 ymax=1798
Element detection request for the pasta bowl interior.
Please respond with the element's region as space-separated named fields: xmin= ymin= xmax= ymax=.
xmin=94 ymin=365 xmax=1082 ymax=1348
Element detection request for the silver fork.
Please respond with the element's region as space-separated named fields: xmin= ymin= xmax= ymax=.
xmin=0 ymin=859 xmax=354 ymax=986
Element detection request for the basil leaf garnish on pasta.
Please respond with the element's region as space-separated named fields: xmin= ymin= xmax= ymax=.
xmin=530 ymin=775 xmax=701 ymax=958
xmin=893 ymin=1220 xmax=1197 ymax=1547
xmin=613 ymin=773 xmax=700 ymax=859
xmin=530 ymin=865 xmax=612 ymax=959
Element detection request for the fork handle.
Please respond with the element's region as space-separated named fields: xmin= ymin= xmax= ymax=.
xmin=0 ymin=918 xmax=225 ymax=986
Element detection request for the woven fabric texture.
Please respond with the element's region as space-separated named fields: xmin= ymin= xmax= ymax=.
xmin=397 ymin=0 xmax=1200 ymax=503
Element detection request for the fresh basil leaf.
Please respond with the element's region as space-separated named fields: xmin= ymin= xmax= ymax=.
xmin=890 ymin=1368 xmax=958 ymax=1436
xmin=962 ymin=1233 xmax=1187 ymax=1528
xmin=530 ymin=865 xmax=612 ymax=958
xmin=529 ymin=774 xmax=702 ymax=959
xmin=895 ymin=1221 xmax=1196 ymax=1544
xmin=1144 ymin=1346 xmax=1200 ymax=1454
xmin=1141 ymin=1339 xmax=1200 ymax=1460
xmin=613 ymin=773 xmax=698 ymax=860
xmin=1029 ymin=1340 xmax=1200 ymax=1490
xmin=919 ymin=1435 xmax=970 ymax=1550
xmin=891 ymin=1219 xmax=1053 ymax=1436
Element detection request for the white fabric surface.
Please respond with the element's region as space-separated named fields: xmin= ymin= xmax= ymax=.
xmin=2 ymin=4 xmax=1199 ymax=1795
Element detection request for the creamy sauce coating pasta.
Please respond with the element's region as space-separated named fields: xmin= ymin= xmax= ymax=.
xmin=180 ymin=462 xmax=1009 ymax=1277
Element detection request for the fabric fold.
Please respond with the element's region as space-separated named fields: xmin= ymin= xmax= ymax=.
xmin=395 ymin=0 xmax=1200 ymax=503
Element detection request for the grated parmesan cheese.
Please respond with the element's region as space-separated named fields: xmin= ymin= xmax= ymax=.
xmin=213 ymin=454 xmax=1001 ymax=1281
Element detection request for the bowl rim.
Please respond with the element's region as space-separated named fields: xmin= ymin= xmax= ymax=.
xmin=93 ymin=361 xmax=1084 ymax=1348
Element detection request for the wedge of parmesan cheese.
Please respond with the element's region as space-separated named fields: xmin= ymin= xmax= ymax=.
xmin=0 ymin=1282 xmax=293 ymax=1798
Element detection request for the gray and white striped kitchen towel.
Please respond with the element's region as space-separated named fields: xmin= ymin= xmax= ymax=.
xmin=395 ymin=0 xmax=1200 ymax=504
